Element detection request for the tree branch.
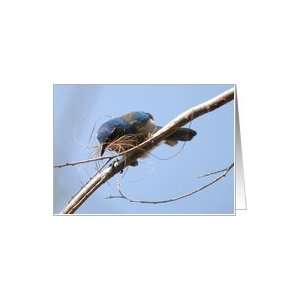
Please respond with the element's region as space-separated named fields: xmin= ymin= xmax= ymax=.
xmin=106 ymin=163 xmax=234 ymax=204
xmin=59 ymin=87 xmax=234 ymax=214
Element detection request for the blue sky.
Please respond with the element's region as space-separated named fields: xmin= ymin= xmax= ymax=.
xmin=53 ymin=84 xmax=234 ymax=214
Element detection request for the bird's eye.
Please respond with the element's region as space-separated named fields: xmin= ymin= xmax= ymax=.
xmin=148 ymin=113 xmax=154 ymax=120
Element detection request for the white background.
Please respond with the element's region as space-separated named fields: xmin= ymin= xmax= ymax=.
xmin=1 ymin=0 xmax=299 ymax=299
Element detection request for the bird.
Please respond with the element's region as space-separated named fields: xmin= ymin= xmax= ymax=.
xmin=96 ymin=111 xmax=197 ymax=166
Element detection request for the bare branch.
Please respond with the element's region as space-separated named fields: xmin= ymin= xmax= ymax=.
xmin=106 ymin=163 xmax=234 ymax=204
xmin=55 ymin=155 xmax=108 ymax=168
xmin=59 ymin=87 xmax=234 ymax=214
xmin=197 ymin=167 xmax=230 ymax=178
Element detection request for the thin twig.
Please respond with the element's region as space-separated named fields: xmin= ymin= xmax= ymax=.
xmin=54 ymin=133 xmax=150 ymax=168
xmin=106 ymin=163 xmax=234 ymax=204
xmin=54 ymin=153 xmax=116 ymax=168
xmin=197 ymin=167 xmax=229 ymax=178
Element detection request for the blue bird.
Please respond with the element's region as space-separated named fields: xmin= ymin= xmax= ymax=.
xmin=97 ymin=111 xmax=196 ymax=166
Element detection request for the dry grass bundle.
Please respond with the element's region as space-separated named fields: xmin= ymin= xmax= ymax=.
xmin=91 ymin=132 xmax=152 ymax=159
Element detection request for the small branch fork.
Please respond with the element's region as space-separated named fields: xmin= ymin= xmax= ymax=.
xmin=58 ymin=87 xmax=234 ymax=214
xmin=106 ymin=163 xmax=234 ymax=204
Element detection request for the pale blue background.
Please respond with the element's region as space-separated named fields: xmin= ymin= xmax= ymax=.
xmin=53 ymin=84 xmax=234 ymax=214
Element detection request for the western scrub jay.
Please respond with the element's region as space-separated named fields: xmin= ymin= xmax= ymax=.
xmin=97 ymin=111 xmax=196 ymax=166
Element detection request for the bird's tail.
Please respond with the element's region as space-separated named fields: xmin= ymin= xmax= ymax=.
xmin=155 ymin=126 xmax=197 ymax=146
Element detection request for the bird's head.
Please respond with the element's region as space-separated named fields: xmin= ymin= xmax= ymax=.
xmin=97 ymin=119 xmax=127 ymax=156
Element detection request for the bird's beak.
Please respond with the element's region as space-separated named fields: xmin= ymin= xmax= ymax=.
xmin=100 ymin=143 xmax=108 ymax=156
